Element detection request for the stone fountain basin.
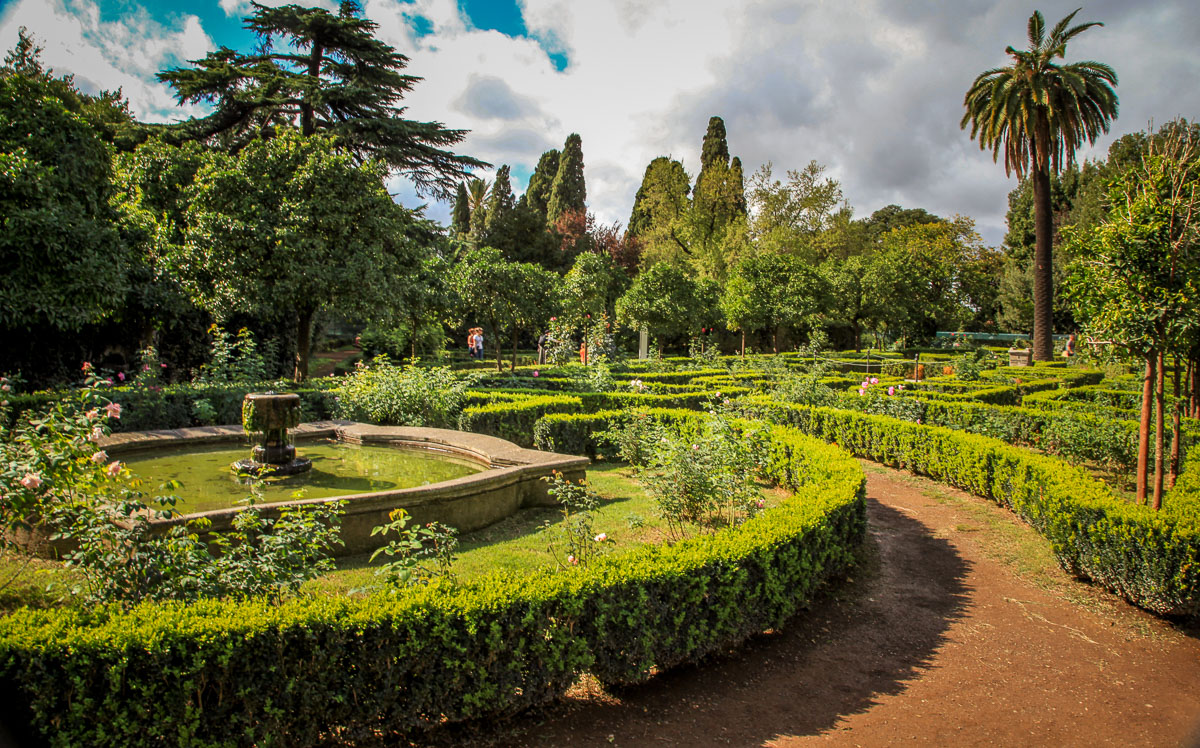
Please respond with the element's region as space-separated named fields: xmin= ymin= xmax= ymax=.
xmin=100 ymin=420 xmax=589 ymax=557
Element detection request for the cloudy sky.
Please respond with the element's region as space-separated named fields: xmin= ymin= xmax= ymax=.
xmin=2 ymin=0 xmax=1198 ymax=246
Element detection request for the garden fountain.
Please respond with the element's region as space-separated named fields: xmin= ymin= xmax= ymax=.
xmin=232 ymin=392 xmax=313 ymax=477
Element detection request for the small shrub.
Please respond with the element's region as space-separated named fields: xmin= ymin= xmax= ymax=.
xmin=366 ymin=508 xmax=459 ymax=589
xmin=335 ymin=356 xmax=474 ymax=427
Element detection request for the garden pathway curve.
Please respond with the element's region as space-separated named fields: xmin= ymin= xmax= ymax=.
xmin=493 ymin=462 xmax=1200 ymax=747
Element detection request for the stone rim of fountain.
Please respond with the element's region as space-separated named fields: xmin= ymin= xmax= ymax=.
xmin=94 ymin=421 xmax=589 ymax=556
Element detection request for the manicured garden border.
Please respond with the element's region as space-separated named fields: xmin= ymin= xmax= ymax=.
xmin=0 ymin=423 xmax=865 ymax=747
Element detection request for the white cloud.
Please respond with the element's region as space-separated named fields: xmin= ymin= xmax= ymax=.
xmin=0 ymin=0 xmax=213 ymax=122
xmin=5 ymin=0 xmax=1197 ymax=246
xmin=219 ymin=0 xmax=339 ymax=18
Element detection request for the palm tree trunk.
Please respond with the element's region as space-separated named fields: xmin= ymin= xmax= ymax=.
xmin=1031 ymin=160 xmax=1054 ymax=362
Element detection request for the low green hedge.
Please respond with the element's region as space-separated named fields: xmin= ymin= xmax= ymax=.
xmin=457 ymin=395 xmax=583 ymax=446
xmin=0 ymin=424 xmax=865 ymax=747
xmin=744 ymin=400 xmax=1200 ymax=617
xmin=4 ymin=383 xmax=338 ymax=432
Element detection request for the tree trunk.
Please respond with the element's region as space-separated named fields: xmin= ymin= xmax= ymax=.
xmin=301 ymin=44 xmax=323 ymax=137
xmin=511 ymin=331 xmax=519 ymax=372
xmin=740 ymin=330 xmax=745 ymax=359
xmin=853 ymin=321 xmax=861 ymax=353
xmin=1030 ymin=160 xmax=1054 ymax=362
xmin=294 ymin=308 xmax=314 ymax=382
xmin=1154 ymin=350 xmax=1165 ymax=510
xmin=1170 ymin=361 xmax=1181 ymax=489
xmin=772 ymin=326 xmax=779 ymax=354
xmin=1137 ymin=354 xmax=1154 ymax=504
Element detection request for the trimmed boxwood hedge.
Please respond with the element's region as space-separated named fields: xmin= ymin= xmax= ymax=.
xmin=0 ymin=424 xmax=865 ymax=747
xmin=743 ymin=400 xmax=1200 ymax=617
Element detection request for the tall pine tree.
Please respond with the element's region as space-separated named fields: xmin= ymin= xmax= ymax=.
xmin=546 ymin=133 xmax=586 ymax=225
xmin=156 ymin=1 xmax=485 ymax=199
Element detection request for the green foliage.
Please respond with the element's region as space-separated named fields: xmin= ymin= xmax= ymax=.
xmin=525 ymin=148 xmax=560 ymax=222
xmin=616 ymin=262 xmax=721 ymax=346
xmin=175 ymin=131 xmax=429 ymax=379
xmin=195 ymin=325 xmax=278 ymax=384
xmin=0 ymin=422 xmax=865 ymax=745
xmin=367 ymin=508 xmax=458 ymax=589
xmin=458 ymin=394 xmax=582 ymax=447
xmin=156 ymin=0 xmax=485 ymax=198
xmin=0 ymin=67 xmax=127 ymax=332
xmin=335 ymin=356 xmax=472 ymax=428
xmin=722 ymin=253 xmax=827 ymax=350
xmin=546 ymin=133 xmax=586 ymax=225
xmin=748 ymin=399 xmax=1200 ymax=616
xmin=540 ymin=471 xmax=606 ymax=569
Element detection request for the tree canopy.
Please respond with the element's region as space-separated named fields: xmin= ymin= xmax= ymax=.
xmin=174 ymin=131 xmax=425 ymax=379
xmin=156 ymin=1 xmax=485 ymax=199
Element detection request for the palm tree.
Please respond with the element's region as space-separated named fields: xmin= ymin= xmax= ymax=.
xmin=961 ymin=9 xmax=1117 ymax=361
xmin=466 ymin=177 xmax=492 ymax=239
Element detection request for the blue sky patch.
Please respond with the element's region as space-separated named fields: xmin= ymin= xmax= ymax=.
xmin=457 ymin=0 xmax=567 ymax=71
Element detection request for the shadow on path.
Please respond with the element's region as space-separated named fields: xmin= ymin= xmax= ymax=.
xmin=427 ymin=491 xmax=973 ymax=747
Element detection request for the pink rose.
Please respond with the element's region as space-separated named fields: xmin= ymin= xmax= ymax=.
xmin=567 ymin=555 xmax=577 ymax=565
xmin=106 ymin=461 xmax=122 ymax=477
xmin=594 ymin=533 xmax=607 ymax=542
xmin=86 ymin=409 xmax=99 ymax=420
xmin=0 ymin=383 xmax=8 ymax=392
xmin=117 ymin=372 xmax=125 ymax=381
xmin=81 ymin=362 xmax=92 ymax=372
xmin=887 ymin=386 xmax=895 ymax=396
xmin=550 ymin=317 xmax=557 ymax=322
xmin=91 ymin=451 xmax=108 ymax=464
xmin=90 ymin=426 xmax=104 ymax=442
xmin=870 ymin=377 xmax=879 ymax=385
xmin=19 ymin=473 xmax=42 ymax=489
xmin=533 ymin=371 xmax=540 ymax=377
xmin=105 ymin=402 xmax=122 ymax=419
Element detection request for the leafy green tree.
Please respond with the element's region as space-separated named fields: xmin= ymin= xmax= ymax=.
xmin=686 ymin=116 xmax=747 ymax=281
xmin=616 ymin=262 xmax=720 ymax=348
xmin=174 ymin=131 xmax=424 ymax=380
xmin=1063 ymin=127 xmax=1200 ymax=508
xmin=628 ymin=156 xmax=691 ymax=265
xmin=722 ymin=254 xmax=827 ymax=353
xmin=523 ymin=148 xmax=560 ymax=222
xmin=547 ymin=133 xmax=586 ymax=225
xmin=452 ymin=246 xmax=559 ymax=370
xmin=962 ymin=8 xmax=1118 ymax=360
xmin=877 ymin=218 xmax=1003 ymax=342
xmin=562 ymin=251 xmax=629 ymax=325
xmin=0 ymin=63 xmax=127 ymax=334
xmin=745 ymin=161 xmax=844 ymax=263
xmin=157 ymin=1 xmax=485 ymax=198
xmin=822 ymin=253 xmax=895 ymax=351
xmin=451 ymin=182 xmax=471 ymax=237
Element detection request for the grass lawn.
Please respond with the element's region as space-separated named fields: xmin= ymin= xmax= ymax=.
xmin=0 ymin=463 xmax=790 ymax=610
xmin=309 ymin=461 xmax=788 ymax=595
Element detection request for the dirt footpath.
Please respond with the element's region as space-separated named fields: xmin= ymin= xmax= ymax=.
xmin=498 ymin=463 xmax=1200 ymax=747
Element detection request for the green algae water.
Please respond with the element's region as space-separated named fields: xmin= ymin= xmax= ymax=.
xmin=124 ymin=439 xmax=484 ymax=514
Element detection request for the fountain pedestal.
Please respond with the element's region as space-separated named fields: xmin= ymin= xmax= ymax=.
xmin=233 ymin=392 xmax=313 ymax=477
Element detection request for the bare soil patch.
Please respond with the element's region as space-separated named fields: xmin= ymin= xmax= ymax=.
xmin=455 ymin=461 xmax=1200 ymax=747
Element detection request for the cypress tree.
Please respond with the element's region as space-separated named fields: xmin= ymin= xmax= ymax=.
xmin=627 ymin=156 xmax=690 ymax=238
xmin=697 ymin=116 xmax=731 ymax=186
xmin=451 ymin=182 xmax=471 ymax=236
xmin=483 ymin=165 xmax=515 ymax=238
xmin=156 ymin=0 xmax=486 ymax=199
xmin=730 ymin=156 xmax=747 ymax=217
xmin=546 ymin=133 xmax=586 ymax=225
xmin=524 ymin=148 xmax=559 ymax=221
